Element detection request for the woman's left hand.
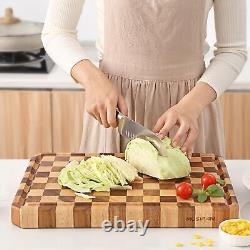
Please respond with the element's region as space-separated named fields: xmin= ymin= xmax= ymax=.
xmin=153 ymin=82 xmax=217 ymax=159
xmin=153 ymin=101 xmax=202 ymax=159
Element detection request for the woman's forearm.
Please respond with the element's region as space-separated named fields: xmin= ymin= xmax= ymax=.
xmin=177 ymin=82 xmax=217 ymax=117
xmin=71 ymin=59 xmax=100 ymax=87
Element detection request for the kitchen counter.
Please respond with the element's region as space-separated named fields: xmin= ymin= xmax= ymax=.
xmin=0 ymin=43 xmax=249 ymax=91
xmin=0 ymin=159 xmax=250 ymax=250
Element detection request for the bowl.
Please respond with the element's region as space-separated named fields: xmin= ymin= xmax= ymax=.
xmin=242 ymin=171 xmax=250 ymax=190
xmin=219 ymin=219 xmax=250 ymax=247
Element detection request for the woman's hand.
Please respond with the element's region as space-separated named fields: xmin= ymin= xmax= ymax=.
xmin=153 ymin=101 xmax=200 ymax=158
xmin=153 ymin=82 xmax=217 ymax=158
xmin=71 ymin=60 xmax=128 ymax=128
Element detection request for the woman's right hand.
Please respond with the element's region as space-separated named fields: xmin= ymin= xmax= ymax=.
xmin=71 ymin=60 xmax=128 ymax=128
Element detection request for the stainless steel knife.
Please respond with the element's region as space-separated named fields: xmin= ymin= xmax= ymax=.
xmin=116 ymin=110 xmax=168 ymax=157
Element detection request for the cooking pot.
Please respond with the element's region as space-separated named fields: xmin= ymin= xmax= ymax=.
xmin=0 ymin=8 xmax=43 ymax=52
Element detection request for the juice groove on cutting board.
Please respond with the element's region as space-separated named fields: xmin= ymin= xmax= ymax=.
xmin=11 ymin=153 xmax=239 ymax=228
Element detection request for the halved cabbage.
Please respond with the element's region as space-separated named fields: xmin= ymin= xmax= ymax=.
xmin=125 ymin=137 xmax=191 ymax=179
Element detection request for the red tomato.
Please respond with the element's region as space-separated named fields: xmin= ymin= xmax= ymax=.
xmin=201 ymin=173 xmax=216 ymax=189
xmin=176 ymin=182 xmax=193 ymax=199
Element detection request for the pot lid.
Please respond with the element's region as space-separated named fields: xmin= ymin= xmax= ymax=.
xmin=0 ymin=8 xmax=43 ymax=37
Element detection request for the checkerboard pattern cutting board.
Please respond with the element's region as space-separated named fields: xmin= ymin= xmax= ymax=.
xmin=11 ymin=153 xmax=239 ymax=228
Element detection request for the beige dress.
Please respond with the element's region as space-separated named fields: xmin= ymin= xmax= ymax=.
xmin=80 ymin=0 xmax=225 ymax=156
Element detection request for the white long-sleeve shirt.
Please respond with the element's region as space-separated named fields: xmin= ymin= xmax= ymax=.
xmin=42 ymin=0 xmax=247 ymax=97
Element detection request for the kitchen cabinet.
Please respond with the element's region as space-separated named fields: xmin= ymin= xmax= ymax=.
xmin=0 ymin=89 xmax=85 ymax=159
xmin=0 ymin=90 xmax=52 ymax=158
xmin=220 ymin=92 xmax=250 ymax=159
xmin=0 ymin=90 xmax=249 ymax=159
xmin=52 ymin=90 xmax=85 ymax=152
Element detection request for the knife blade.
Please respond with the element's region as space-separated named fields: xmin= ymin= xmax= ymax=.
xmin=116 ymin=110 xmax=168 ymax=157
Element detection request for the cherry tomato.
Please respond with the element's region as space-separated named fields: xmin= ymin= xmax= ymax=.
xmin=176 ymin=182 xmax=193 ymax=199
xmin=201 ymin=173 xmax=216 ymax=189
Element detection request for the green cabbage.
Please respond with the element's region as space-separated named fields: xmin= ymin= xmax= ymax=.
xmin=125 ymin=137 xmax=191 ymax=179
xmin=58 ymin=155 xmax=138 ymax=196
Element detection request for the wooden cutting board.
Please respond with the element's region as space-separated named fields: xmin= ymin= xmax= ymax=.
xmin=12 ymin=153 xmax=239 ymax=228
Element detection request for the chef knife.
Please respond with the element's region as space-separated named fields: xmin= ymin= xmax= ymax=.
xmin=116 ymin=110 xmax=168 ymax=157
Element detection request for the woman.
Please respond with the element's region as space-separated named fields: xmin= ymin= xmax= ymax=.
xmin=42 ymin=0 xmax=247 ymax=158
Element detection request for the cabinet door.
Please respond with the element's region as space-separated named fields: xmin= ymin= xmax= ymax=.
xmin=0 ymin=90 xmax=52 ymax=158
xmin=220 ymin=92 xmax=250 ymax=159
xmin=52 ymin=90 xmax=85 ymax=152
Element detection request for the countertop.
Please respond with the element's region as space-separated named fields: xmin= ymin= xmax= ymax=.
xmin=0 ymin=159 xmax=250 ymax=250
xmin=0 ymin=43 xmax=249 ymax=91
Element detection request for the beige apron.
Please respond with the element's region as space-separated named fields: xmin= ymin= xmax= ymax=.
xmin=80 ymin=0 xmax=225 ymax=156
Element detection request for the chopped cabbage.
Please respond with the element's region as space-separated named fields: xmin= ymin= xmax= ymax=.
xmin=125 ymin=137 xmax=191 ymax=179
xmin=58 ymin=155 xmax=138 ymax=196
xmin=75 ymin=193 xmax=95 ymax=199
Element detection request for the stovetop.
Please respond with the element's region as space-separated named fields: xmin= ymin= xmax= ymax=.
xmin=0 ymin=48 xmax=54 ymax=73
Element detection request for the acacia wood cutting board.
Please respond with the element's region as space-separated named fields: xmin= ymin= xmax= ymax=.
xmin=11 ymin=153 xmax=239 ymax=228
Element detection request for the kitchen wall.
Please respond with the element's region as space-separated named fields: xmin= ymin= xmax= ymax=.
xmin=0 ymin=0 xmax=249 ymax=47
xmin=0 ymin=0 xmax=97 ymax=40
